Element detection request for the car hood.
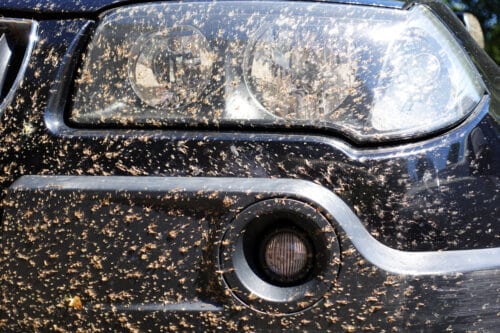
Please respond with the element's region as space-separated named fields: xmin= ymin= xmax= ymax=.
xmin=0 ymin=0 xmax=405 ymax=16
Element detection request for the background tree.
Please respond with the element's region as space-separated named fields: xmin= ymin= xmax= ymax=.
xmin=441 ymin=0 xmax=500 ymax=65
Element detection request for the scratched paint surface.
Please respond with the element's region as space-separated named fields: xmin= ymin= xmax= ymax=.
xmin=0 ymin=1 xmax=498 ymax=332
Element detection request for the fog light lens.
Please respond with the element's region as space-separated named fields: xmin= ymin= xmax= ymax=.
xmin=263 ymin=231 xmax=312 ymax=283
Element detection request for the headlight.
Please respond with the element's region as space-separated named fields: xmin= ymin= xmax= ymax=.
xmin=71 ymin=1 xmax=484 ymax=142
xmin=128 ymin=26 xmax=213 ymax=109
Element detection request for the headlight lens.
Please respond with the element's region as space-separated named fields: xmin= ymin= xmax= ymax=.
xmin=128 ymin=26 xmax=213 ymax=108
xmin=244 ymin=22 xmax=357 ymax=121
xmin=71 ymin=1 xmax=484 ymax=142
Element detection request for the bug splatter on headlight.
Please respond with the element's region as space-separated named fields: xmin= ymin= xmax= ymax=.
xmin=71 ymin=2 xmax=484 ymax=142
xmin=128 ymin=26 xmax=214 ymax=108
xmin=244 ymin=22 xmax=358 ymax=121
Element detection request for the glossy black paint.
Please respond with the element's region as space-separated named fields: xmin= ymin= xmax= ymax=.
xmin=0 ymin=0 xmax=498 ymax=331
xmin=2 ymin=176 xmax=499 ymax=331
xmin=43 ymin=15 xmax=499 ymax=252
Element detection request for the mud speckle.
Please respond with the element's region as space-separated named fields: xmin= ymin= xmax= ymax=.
xmin=0 ymin=1 xmax=497 ymax=332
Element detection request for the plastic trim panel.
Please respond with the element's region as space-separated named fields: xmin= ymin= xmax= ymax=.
xmin=10 ymin=175 xmax=500 ymax=276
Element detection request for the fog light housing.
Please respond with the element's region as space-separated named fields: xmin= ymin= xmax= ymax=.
xmin=262 ymin=229 xmax=313 ymax=285
xmin=219 ymin=199 xmax=340 ymax=314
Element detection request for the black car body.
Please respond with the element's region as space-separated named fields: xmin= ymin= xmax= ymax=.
xmin=0 ymin=0 xmax=498 ymax=331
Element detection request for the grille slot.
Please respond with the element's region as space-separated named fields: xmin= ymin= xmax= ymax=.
xmin=0 ymin=32 xmax=12 ymax=97
xmin=0 ymin=19 xmax=37 ymax=111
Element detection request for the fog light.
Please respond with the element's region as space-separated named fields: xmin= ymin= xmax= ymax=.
xmin=220 ymin=198 xmax=340 ymax=313
xmin=262 ymin=230 xmax=313 ymax=284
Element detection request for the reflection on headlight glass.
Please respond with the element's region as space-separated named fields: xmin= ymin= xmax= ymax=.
xmin=71 ymin=2 xmax=484 ymax=142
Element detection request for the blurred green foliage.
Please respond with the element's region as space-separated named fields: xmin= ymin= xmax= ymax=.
xmin=442 ymin=0 xmax=500 ymax=65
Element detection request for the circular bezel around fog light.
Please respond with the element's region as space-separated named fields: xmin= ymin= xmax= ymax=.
xmin=219 ymin=199 xmax=340 ymax=314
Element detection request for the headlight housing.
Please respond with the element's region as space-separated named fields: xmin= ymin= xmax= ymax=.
xmin=71 ymin=1 xmax=484 ymax=142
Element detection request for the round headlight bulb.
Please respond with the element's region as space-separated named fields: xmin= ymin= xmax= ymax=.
xmin=244 ymin=23 xmax=356 ymax=120
xmin=128 ymin=26 xmax=213 ymax=108
xmin=262 ymin=230 xmax=313 ymax=284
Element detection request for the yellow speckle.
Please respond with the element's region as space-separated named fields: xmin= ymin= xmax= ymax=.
xmin=68 ymin=295 xmax=83 ymax=310
xmin=22 ymin=121 xmax=35 ymax=136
